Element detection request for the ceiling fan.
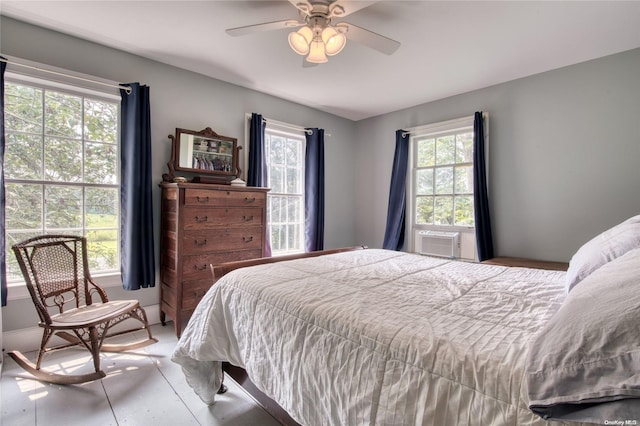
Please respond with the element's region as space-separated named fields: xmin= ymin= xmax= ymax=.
xmin=225 ymin=0 xmax=401 ymax=64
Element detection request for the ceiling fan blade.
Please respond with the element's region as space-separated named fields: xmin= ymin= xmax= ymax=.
xmin=226 ymin=20 xmax=303 ymax=37
xmin=331 ymin=1 xmax=379 ymax=18
xmin=288 ymin=0 xmax=313 ymax=16
xmin=341 ymin=22 xmax=400 ymax=55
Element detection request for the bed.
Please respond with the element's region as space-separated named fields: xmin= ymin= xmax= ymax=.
xmin=172 ymin=216 xmax=640 ymax=426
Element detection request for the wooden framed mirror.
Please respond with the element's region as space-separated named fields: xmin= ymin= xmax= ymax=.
xmin=164 ymin=127 xmax=241 ymax=184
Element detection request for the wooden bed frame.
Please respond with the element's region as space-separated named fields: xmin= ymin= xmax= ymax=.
xmin=211 ymin=246 xmax=367 ymax=426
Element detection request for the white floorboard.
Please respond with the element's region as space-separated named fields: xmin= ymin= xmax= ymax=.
xmin=1 ymin=323 xmax=282 ymax=426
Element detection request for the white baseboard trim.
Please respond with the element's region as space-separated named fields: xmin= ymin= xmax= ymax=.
xmin=2 ymin=303 xmax=162 ymax=354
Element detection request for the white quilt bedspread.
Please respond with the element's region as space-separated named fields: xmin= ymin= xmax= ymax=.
xmin=172 ymin=249 xmax=575 ymax=425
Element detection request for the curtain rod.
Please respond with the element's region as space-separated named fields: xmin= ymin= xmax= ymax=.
xmin=0 ymin=57 xmax=132 ymax=94
xmin=263 ymin=117 xmax=314 ymax=135
xmin=246 ymin=114 xmax=331 ymax=137
xmin=401 ymin=113 xmax=487 ymax=138
xmin=402 ymin=128 xmax=469 ymax=138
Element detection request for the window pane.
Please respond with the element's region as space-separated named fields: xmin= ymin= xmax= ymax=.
xmin=4 ymin=133 xmax=43 ymax=180
xmin=86 ymin=229 xmax=118 ymax=271
xmin=85 ymin=142 xmax=117 ymax=184
xmin=417 ymin=138 xmax=435 ymax=167
xmin=415 ymin=196 xmax=434 ymax=224
xmin=85 ymin=99 xmax=117 ymax=143
xmin=286 ymin=167 xmax=300 ymax=194
xmin=6 ymin=231 xmax=43 ymax=281
xmin=435 ymin=135 xmax=455 ymax=165
xmin=86 ymin=188 xmax=118 ymax=229
xmin=45 ymin=91 xmax=82 ymax=139
xmin=45 ymin=137 xmax=82 ymax=182
xmin=287 ymin=197 xmax=301 ymax=223
xmin=456 ymin=132 xmax=473 ymax=163
xmin=45 ymin=185 xmax=82 ymax=229
xmin=4 ymin=83 xmax=43 ymax=133
xmin=455 ymin=196 xmax=475 ymax=226
xmin=269 ymin=196 xmax=284 ymax=223
xmin=5 ymin=183 xmax=42 ymax=229
xmin=271 ymin=225 xmax=285 ymax=251
xmin=269 ymin=135 xmax=285 ymax=165
xmin=455 ymin=165 xmax=473 ymax=194
xmin=287 ymin=224 xmax=300 ymax=251
xmin=435 ymin=167 xmax=453 ymax=194
xmin=434 ymin=196 xmax=453 ymax=225
xmin=269 ymin=165 xmax=284 ymax=193
xmin=416 ymin=168 xmax=433 ymax=195
xmin=285 ymin=138 xmax=300 ymax=166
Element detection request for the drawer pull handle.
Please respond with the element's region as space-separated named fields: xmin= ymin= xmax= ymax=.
xmin=196 ymin=196 xmax=209 ymax=203
xmin=243 ymin=215 xmax=254 ymax=221
xmin=194 ymin=264 xmax=207 ymax=271
xmin=193 ymin=290 xmax=205 ymax=298
xmin=245 ymin=197 xmax=256 ymax=203
xmin=242 ymin=236 xmax=254 ymax=243
xmin=195 ymin=239 xmax=208 ymax=246
xmin=195 ymin=215 xmax=208 ymax=223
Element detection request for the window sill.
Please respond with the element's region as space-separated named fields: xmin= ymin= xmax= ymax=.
xmin=7 ymin=273 xmax=122 ymax=301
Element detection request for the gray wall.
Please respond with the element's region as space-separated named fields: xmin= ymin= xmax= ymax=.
xmin=0 ymin=17 xmax=358 ymax=331
xmin=2 ymin=16 xmax=640 ymax=333
xmin=354 ymin=48 xmax=640 ymax=261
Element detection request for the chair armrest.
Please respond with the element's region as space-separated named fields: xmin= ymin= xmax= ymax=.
xmin=87 ymin=279 xmax=110 ymax=303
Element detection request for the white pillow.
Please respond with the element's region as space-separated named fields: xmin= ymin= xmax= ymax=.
xmin=526 ymin=247 xmax=640 ymax=422
xmin=565 ymin=214 xmax=640 ymax=293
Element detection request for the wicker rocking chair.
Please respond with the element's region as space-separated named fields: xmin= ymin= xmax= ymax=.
xmin=10 ymin=234 xmax=158 ymax=385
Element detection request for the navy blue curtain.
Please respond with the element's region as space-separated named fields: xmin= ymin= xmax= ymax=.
xmin=304 ymin=128 xmax=325 ymax=252
xmin=247 ymin=113 xmax=271 ymax=256
xmin=383 ymin=130 xmax=409 ymax=251
xmin=247 ymin=113 xmax=267 ymax=187
xmin=120 ymin=83 xmax=155 ymax=290
xmin=473 ymin=111 xmax=494 ymax=261
xmin=1 ymin=58 xmax=7 ymax=306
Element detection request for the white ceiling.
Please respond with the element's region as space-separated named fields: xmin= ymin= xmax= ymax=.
xmin=2 ymin=1 xmax=640 ymax=121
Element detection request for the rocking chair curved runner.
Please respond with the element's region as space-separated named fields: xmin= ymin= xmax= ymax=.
xmin=10 ymin=235 xmax=158 ymax=385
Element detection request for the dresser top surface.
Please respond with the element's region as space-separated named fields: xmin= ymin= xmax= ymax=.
xmin=160 ymin=182 xmax=270 ymax=193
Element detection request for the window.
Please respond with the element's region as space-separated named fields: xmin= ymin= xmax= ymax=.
xmin=3 ymin=77 xmax=120 ymax=284
xmin=408 ymin=115 xmax=484 ymax=260
xmin=414 ymin=130 xmax=474 ymax=227
xmin=264 ymin=126 xmax=305 ymax=255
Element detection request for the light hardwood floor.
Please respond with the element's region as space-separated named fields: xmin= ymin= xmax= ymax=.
xmin=1 ymin=323 xmax=282 ymax=426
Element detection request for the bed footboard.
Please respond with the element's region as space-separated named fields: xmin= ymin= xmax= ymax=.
xmin=212 ymin=245 xmax=367 ymax=280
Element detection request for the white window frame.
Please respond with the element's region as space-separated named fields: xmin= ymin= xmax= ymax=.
xmin=244 ymin=115 xmax=307 ymax=256
xmin=406 ymin=114 xmax=489 ymax=260
xmin=4 ymin=71 xmax=122 ymax=300
xmin=264 ymin=124 xmax=306 ymax=256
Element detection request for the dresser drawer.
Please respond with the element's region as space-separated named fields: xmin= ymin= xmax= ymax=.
xmin=183 ymin=207 xmax=264 ymax=229
xmin=183 ymin=227 xmax=263 ymax=254
xmin=181 ymin=279 xmax=212 ymax=310
xmin=182 ymin=249 xmax=264 ymax=281
xmin=184 ymin=189 xmax=266 ymax=207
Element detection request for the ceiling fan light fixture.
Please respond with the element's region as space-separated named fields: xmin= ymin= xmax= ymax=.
xmin=321 ymin=26 xmax=346 ymax=56
xmin=306 ymin=39 xmax=328 ymax=63
xmin=288 ymin=26 xmax=313 ymax=55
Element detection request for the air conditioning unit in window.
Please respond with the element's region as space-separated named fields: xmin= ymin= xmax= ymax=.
xmin=416 ymin=230 xmax=461 ymax=259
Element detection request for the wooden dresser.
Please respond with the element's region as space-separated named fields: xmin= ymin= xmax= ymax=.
xmin=159 ymin=182 xmax=269 ymax=337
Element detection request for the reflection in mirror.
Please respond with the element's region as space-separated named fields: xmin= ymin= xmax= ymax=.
xmin=178 ymin=133 xmax=234 ymax=172
xmin=164 ymin=127 xmax=241 ymax=184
